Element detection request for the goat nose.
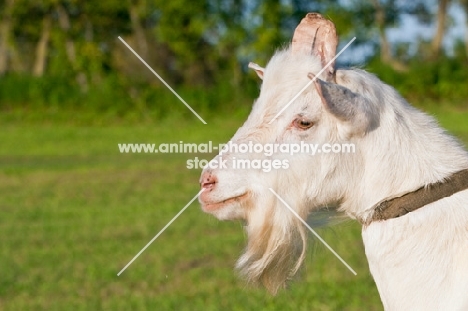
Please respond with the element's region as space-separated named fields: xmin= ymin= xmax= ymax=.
xmin=200 ymin=172 xmax=217 ymax=191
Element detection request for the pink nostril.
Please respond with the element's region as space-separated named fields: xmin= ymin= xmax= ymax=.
xmin=202 ymin=181 xmax=215 ymax=190
xmin=200 ymin=173 xmax=217 ymax=190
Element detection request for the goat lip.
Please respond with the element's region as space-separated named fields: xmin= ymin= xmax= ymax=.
xmin=201 ymin=193 xmax=248 ymax=212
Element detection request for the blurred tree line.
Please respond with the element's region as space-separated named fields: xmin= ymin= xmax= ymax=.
xmin=0 ymin=0 xmax=467 ymax=120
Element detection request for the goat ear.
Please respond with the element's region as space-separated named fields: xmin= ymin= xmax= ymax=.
xmin=248 ymin=62 xmax=264 ymax=80
xmin=311 ymin=74 xmax=377 ymax=135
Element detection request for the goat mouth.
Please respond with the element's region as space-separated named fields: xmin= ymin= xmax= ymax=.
xmin=201 ymin=193 xmax=248 ymax=212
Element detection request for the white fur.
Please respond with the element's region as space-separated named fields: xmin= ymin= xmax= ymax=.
xmin=199 ymin=47 xmax=468 ymax=307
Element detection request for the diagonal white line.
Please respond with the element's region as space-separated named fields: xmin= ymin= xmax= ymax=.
xmin=268 ymin=37 xmax=356 ymax=124
xmin=117 ymin=189 xmax=204 ymax=276
xmin=118 ymin=36 xmax=207 ymax=125
xmin=268 ymin=188 xmax=357 ymax=275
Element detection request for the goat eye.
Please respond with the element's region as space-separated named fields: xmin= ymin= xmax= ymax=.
xmin=293 ymin=118 xmax=314 ymax=130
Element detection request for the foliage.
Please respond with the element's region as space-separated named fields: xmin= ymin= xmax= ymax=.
xmin=0 ymin=72 xmax=261 ymax=125
xmin=367 ymin=51 xmax=468 ymax=105
xmin=1 ymin=0 xmax=467 ymax=118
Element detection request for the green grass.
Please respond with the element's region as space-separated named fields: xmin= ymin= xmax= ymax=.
xmin=1 ymin=105 xmax=467 ymax=311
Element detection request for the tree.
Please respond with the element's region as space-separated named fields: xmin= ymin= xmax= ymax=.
xmin=151 ymin=1 xmax=217 ymax=85
xmin=0 ymin=0 xmax=16 ymax=75
xmin=33 ymin=13 xmax=52 ymax=77
xmin=129 ymin=0 xmax=148 ymax=60
xmin=460 ymin=0 xmax=468 ymax=57
xmin=431 ymin=0 xmax=451 ymax=58
xmin=370 ymin=0 xmax=407 ymax=71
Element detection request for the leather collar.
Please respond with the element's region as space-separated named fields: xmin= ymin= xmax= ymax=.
xmin=367 ymin=169 xmax=468 ymax=224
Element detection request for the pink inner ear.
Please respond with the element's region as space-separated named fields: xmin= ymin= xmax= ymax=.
xmin=308 ymin=73 xmax=329 ymax=109
xmin=311 ymin=76 xmax=327 ymax=108
xmin=292 ymin=13 xmax=338 ymax=81
xmin=248 ymin=62 xmax=264 ymax=80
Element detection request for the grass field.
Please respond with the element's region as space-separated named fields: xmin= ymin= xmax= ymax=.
xmin=1 ymin=104 xmax=467 ymax=311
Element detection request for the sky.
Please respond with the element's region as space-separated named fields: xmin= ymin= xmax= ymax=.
xmin=339 ymin=2 xmax=467 ymax=64
xmin=387 ymin=2 xmax=466 ymax=54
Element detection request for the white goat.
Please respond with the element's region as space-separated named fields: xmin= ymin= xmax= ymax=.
xmin=199 ymin=13 xmax=468 ymax=310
